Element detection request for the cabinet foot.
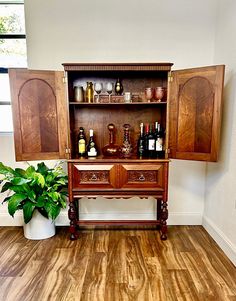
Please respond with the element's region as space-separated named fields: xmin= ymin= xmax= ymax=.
xmin=160 ymin=199 xmax=168 ymax=240
xmin=68 ymin=202 xmax=78 ymax=240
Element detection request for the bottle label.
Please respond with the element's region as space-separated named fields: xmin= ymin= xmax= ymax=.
xmin=88 ymin=147 xmax=97 ymax=157
xmin=156 ymin=138 xmax=163 ymax=151
xmin=148 ymin=139 xmax=155 ymax=150
xmin=79 ymin=139 xmax=85 ymax=153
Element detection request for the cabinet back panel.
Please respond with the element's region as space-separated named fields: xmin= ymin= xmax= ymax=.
xmin=70 ymin=105 xmax=166 ymax=158
xmin=68 ymin=71 xmax=167 ymax=102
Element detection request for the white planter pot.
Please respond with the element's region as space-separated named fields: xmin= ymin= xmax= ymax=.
xmin=23 ymin=210 xmax=56 ymax=240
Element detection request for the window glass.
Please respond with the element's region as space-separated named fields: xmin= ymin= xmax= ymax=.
xmin=0 ymin=38 xmax=27 ymax=67
xmin=0 ymin=1 xmax=26 ymax=132
xmin=0 ymin=4 xmax=25 ymax=34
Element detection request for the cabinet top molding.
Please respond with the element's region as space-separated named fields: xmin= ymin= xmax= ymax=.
xmin=62 ymin=63 xmax=173 ymax=72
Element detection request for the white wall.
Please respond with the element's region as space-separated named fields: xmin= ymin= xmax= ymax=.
xmin=0 ymin=0 xmax=218 ymax=225
xmin=203 ymin=0 xmax=236 ymax=266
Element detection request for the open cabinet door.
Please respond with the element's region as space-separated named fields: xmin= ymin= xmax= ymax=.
xmin=168 ymin=65 xmax=225 ymax=162
xmin=9 ymin=69 xmax=69 ymax=161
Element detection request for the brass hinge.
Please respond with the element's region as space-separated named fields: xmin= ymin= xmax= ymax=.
xmin=165 ymin=148 xmax=170 ymax=154
xmin=63 ymin=76 xmax=67 ymax=84
xmin=168 ymin=72 xmax=173 ymax=82
xmin=65 ymin=148 xmax=71 ymax=154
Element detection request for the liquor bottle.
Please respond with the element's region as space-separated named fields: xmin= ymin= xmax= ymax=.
xmin=155 ymin=123 xmax=164 ymax=158
xmin=147 ymin=123 xmax=156 ymax=158
xmin=78 ymin=127 xmax=86 ymax=157
xmin=85 ymin=81 xmax=94 ymax=103
xmin=144 ymin=123 xmax=150 ymax=158
xmin=114 ymin=78 xmax=123 ymax=95
xmin=87 ymin=129 xmax=98 ymax=157
xmin=137 ymin=122 xmax=145 ymax=158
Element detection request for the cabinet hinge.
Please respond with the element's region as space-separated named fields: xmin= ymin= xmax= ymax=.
xmin=65 ymin=148 xmax=71 ymax=154
xmin=165 ymin=148 xmax=170 ymax=154
xmin=63 ymin=76 xmax=67 ymax=84
xmin=168 ymin=72 xmax=173 ymax=83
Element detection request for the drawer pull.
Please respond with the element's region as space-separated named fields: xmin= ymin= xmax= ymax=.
xmin=90 ymin=174 xmax=98 ymax=181
xmin=138 ymin=174 xmax=145 ymax=181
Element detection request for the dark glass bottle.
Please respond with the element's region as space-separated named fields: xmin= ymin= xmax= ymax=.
xmin=147 ymin=123 xmax=156 ymax=158
xmin=114 ymin=78 xmax=123 ymax=95
xmin=87 ymin=129 xmax=98 ymax=157
xmin=137 ymin=122 xmax=145 ymax=158
xmin=78 ymin=127 xmax=86 ymax=157
xmin=155 ymin=123 xmax=164 ymax=158
xmin=144 ymin=123 xmax=150 ymax=158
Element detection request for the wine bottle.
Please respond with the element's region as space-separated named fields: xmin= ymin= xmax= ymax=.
xmin=147 ymin=123 xmax=156 ymax=158
xmin=87 ymin=129 xmax=98 ymax=157
xmin=137 ymin=122 xmax=145 ymax=158
xmin=155 ymin=123 xmax=164 ymax=158
xmin=114 ymin=78 xmax=123 ymax=95
xmin=78 ymin=127 xmax=86 ymax=157
xmin=144 ymin=123 xmax=150 ymax=158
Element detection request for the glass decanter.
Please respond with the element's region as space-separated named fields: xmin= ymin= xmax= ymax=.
xmin=119 ymin=123 xmax=133 ymax=158
xmin=102 ymin=123 xmax=119 ymax=157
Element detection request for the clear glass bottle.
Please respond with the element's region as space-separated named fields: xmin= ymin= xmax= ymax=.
xmin=137 ymin=122 xmax=145 ymax=158
xmin=85 ymin=81 xmax=94 ymax=103
xmin=87 ymin=129 xmax=98 ymax=157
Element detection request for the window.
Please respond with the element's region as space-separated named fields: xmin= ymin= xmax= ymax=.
xmin=0 ymin=0 xmax=26 ymax=132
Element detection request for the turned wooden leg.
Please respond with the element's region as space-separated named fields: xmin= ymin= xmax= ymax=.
xmin=160 ymin=199 xmax=168 ymax=240
xmin=68 ymin=201 xmax=78 ymax=240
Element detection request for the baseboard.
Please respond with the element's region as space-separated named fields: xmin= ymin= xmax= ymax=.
xmin=0 ymin=211 xmax=202 ymax=226
xmin=203 ymin=216 xmax=236 ymax=266
xmin=0 ymin=213 xmax=23 ymax=226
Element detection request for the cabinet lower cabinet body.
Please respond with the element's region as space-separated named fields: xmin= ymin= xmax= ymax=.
xmin=68 ymin=160 xmax=169 ymax=240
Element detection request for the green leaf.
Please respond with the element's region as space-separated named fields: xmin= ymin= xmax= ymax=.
xmin=33 ymin=173 xmax=45 ymax=188
xmin=48 ymin=191 xmax=60 ymax=201
xmin=11 ymin=177 xmax=31 ymax=186
xmin=8 ymin=193 xmax=27 ymax=217
xmin=36 ymin=162 xmax=49 ymax=175
xmin=15 ymin=168 xmax=26 ymax=178
xmin=0 ymin=162 xmax=15 ymax=176
xmin=25 ymin=165 xmax=35 ymax=177
xmin=35 ymin=196 xmax=45 ymax=208
xmin=44 ymin=202 xmax=60 ymax=220
xmin=1 ymin=181 xmax=11 ymax=193
xmin=23 ymin=202 xmax=35 ymax=224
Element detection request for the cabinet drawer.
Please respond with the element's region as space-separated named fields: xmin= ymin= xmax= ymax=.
xmin=119 ymin=164 xmax=164 ymax=189
xmin=72 ymin=164 xmax=117 ymax=189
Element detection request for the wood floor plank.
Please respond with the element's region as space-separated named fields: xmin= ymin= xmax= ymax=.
xmin=0 ymin=226 xmax=235 ymax=301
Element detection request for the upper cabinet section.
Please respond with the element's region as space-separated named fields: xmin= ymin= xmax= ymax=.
xmin=9 ymin=69 xmax=68 ymax=161
xmin=168 ymin=65 xmax=225 ymax=162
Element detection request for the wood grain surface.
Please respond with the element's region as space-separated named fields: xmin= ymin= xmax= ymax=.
xmin=0 ymin=226 xmax=235 ymax=301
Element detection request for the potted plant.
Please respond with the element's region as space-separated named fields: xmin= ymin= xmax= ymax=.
xmin=0 ymin=161 xmax=68 ymax=239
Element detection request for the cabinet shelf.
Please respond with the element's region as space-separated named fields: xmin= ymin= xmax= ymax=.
xmin=69 ymin=101 xmax=167 ymax=106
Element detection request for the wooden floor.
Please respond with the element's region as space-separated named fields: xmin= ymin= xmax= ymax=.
xmin=0 ymin=226 xmax=235 ymax=301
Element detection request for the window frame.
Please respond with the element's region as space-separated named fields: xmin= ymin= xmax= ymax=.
xmin=0 ymin=0 xmax=26 ymax=133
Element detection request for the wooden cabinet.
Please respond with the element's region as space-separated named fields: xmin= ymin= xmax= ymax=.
xmin=9 ymin=63 xmax=225 ymax=240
